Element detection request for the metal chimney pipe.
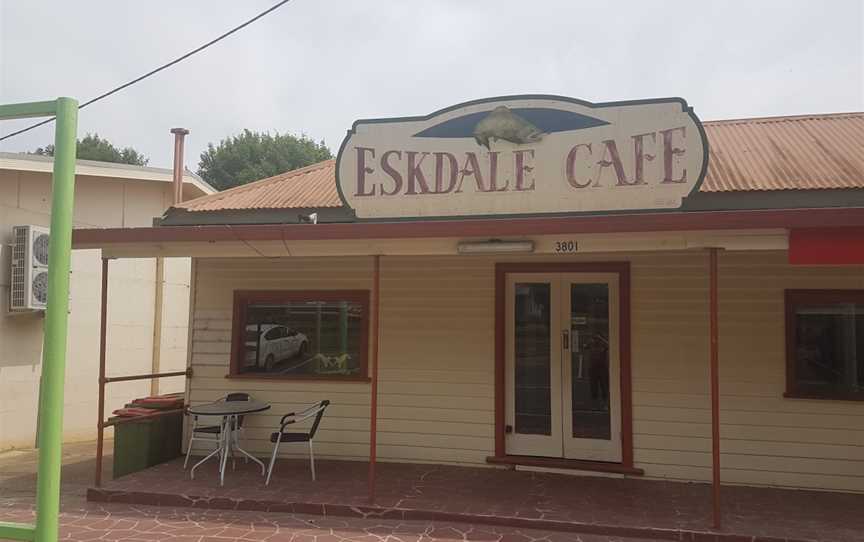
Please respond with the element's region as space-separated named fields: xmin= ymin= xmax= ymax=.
xmin=170 ymin=128 xmax=190 ymax=205
xmin=156 ymin=127 xmax=189 ymax=397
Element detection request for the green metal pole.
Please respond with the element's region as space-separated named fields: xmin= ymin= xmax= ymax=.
xmin=33 ymin=97 xmax=78 ymax=542
xmin=0 ymin=523 xmax=35 ymax=542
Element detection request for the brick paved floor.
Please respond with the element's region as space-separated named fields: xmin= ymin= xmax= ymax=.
xmin=87 ymin=454 xmax=864 ymax=542
xmin=0 ymin=442 xmax=653 ymax=542
xmin=0 ymin=497 xmax=663 ymax=542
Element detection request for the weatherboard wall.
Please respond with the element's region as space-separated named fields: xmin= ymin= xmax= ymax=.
xmin=186 ymin=252 xmax=864 ymax=492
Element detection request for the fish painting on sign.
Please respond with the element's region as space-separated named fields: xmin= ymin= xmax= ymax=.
xmin=336 ymin=95 xmax=709 ymax=220
xmin=472 ymin=106 xmax=545 ymax=149
xmin=413 ymin=104 xmax=610 ymax=149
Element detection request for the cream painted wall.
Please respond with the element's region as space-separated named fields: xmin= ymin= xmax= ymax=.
xmin=632 ymin=251 xmax=864 ymax=492
xmin=158 ymin=257 xmax=193 ymax=396
xmin=0 ymin=168 xmax=191 ymax=449
xmin=187 ymin=252 xmax=864 ymax=493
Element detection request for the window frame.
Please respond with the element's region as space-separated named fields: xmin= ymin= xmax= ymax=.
xmin=229 ymin=289 xmax=371 ymax=382
xmin=784 ymin=289 xmax=864 ymax=401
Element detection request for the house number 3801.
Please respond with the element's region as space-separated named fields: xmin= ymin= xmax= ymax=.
xmin=554 ymin=240 xmax=578 ymax=253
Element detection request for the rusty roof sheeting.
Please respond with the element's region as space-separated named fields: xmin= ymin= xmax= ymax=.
xmin=176 ymin=159 xmax=340 ymax=211
xmin=176 ymin=113 xmax=864 ymax=213
xmin=702 ymin=112 xmax=864 ymax=192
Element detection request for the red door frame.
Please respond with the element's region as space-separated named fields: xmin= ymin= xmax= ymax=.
xmin=493 ymin=261 xmax=634 ymax=469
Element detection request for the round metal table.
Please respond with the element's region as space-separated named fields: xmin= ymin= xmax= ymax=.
xmin=187 ymin=399 xmax=271 ymax=486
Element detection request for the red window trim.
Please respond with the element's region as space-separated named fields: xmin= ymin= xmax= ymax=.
xmin=230 ymin=289 xmax=371 ymax=380
xmin=493 ymin=262 xmax=633 ymax=468
xmin=784 ymin=289 xmax=864 ymax=402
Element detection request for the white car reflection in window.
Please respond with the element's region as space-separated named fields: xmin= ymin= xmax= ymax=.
xmin=245 ymin=324 xmax=309 ymax=370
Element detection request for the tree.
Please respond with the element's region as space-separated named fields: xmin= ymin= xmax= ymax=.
xmin=32 ymin=133 xmax=148 ymax=166
xmin=197 ymin=130 xmax=332 ymax=190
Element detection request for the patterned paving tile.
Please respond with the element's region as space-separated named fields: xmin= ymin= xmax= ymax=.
xmin=3 ymin=442 xmax=862 ymax=542
xmin=0 ymin=497 xmax=656 ymax=542
xmin=87 ymin=457 xmax=864 ymax=542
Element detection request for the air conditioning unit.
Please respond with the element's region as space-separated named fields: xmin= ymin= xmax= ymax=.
xmin=10 ymin=225 xmax=50 ymax=312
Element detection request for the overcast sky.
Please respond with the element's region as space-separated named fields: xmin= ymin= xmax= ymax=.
xmin=1 ymin=0 xmax=862 ymax=172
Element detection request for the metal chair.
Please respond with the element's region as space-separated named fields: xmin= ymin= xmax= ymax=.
xmin=183 ymin=392 xmax=251 ymax=469
xmin=265 ymin=400 xmax=330 ymax=485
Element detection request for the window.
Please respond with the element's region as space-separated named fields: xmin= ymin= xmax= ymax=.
xmin=785 ymin=290 xmax=864 ymax=401
xmin=231 ymin=290 xmax=370 ymax=380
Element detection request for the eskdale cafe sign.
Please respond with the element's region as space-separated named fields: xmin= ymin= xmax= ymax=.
xmin=336 ymin=95 xmax=709 ymax=219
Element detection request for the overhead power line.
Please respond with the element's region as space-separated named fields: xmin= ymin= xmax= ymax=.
xmin=0 ymin=0 xmax=293 ymax=143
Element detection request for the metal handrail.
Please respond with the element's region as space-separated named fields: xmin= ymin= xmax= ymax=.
xmin=94 ymin=310 xmax=193 ymax=488
xmin=102 ymin=369 xmax=190 ymax=384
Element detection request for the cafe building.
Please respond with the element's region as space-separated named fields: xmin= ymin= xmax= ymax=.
xmin=74 ymin=96 xmax=864 ymax=498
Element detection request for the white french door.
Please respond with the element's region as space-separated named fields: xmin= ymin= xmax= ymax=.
xmin=505 ymin=273 xmax=621 ymax=462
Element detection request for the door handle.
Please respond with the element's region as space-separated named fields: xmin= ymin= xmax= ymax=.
xmin=562 ymin=330 xmax=569 ymax=350
xmin=504 ymin=424 xmax=513 ymax=434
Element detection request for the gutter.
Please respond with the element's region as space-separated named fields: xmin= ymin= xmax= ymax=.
xmin=73 ymin=206 xmax=864 ymax=248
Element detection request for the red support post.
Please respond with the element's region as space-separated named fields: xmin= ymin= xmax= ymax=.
xmin=95 ymin=258 xmax=109 ymax=487
xmin=709 ymin=248 xmax=721 ymax=529
xmin=368 ymin=255 xmax=381 ymax=503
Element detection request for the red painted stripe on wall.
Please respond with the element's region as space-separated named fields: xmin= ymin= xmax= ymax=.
xmin=789 ymin=228 xmax=864 ymax=264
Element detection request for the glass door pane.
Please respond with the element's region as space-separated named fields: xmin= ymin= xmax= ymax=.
xmin=561 ymin=274 xmax=621 ymax=462
xmin=567 ymin=283 xmax=611 ymax=440
xmin=514 ymin=283 xmax=552 ymax=435
xmin=505 ymin=274 xmax=563 ymax=457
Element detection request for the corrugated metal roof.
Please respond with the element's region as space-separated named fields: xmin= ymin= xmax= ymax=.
xmin=701 ymin=112 xmax=864 ymax=192
xmin=176 ymin=112 xmax=864 ymax=212
xmin=176 ymin=159 xmax=340 ymax=211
